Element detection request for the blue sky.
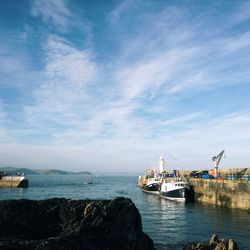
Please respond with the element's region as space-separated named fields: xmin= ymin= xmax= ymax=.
xmin=0 ymin=0 xmax=250 ymax=172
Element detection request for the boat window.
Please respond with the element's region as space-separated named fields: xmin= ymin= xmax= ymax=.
xmin=175 ymin=184 xmax=177 ymax=186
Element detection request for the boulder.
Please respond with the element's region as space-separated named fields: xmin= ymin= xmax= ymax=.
xmin=228 ymin=239 xmax=238 ymax=250
xmin=0 ymin=197 xmax=154 ymax=250
xmin=182 ymin=234 xmax=238 ymax=250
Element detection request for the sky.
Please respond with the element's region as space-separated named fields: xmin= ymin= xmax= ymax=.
xmin=0 ymin=0 xmax=250 ymax=173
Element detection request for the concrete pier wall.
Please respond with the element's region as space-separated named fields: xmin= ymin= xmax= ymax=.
xmin=0 ymin=176 xmax=28 ymax=188
xmin=189 ymin=178 xmax=250 ymax=210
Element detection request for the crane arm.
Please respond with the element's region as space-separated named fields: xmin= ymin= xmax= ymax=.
xmin=212 ymin=150 xmax=225 ymax=167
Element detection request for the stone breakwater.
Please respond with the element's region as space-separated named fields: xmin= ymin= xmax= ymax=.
xmin=0 ymin=197 xmax=154 ymax=250
xmin=189 ymin=179 xmax=250 ymax=210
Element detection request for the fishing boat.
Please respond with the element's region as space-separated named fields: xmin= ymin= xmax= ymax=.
xmin=159 ymin=171 xmax=194 ymax=202
xmin=139 ymin=155 xmax=194 ymax=201
xmin=140 ymin=169 xmax=161 ymax=194
xmin=138 ymin=155 xmax=166 ymax=194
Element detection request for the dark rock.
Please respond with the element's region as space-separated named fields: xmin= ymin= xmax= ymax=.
xmin=182 ymin=234 xmax=238 ymax=250
xmin=209 ymin=234 xmax=219 ymax=247
xmin=0 ymin=197 xmax=154 ymax=250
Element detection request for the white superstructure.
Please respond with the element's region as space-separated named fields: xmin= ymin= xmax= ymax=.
xmin=159 ymin=155 xmax=165 ymax=173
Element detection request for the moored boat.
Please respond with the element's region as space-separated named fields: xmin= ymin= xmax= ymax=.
xmin=159 ymin=178 xmax=192 ymax=201
xmin=138 ymin=155 xmax=166 ymax=194
xmin=141 ymin=170 xmax=161 ymax=194
xmin=138 ymin=155 xmax=194 ymax=202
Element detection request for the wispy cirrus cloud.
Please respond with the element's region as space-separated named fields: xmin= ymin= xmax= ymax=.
xmin=2 ymin=110 xmax=249 ymax=171
xmin=26 ymin=0 xmax=250 ymax=148
xmin=231 ymin=1 xmax=250 ymax=24
xmin=0 ymin=101 xmax=14 ymax=143
xmin=107 ymin=0 xmax=134 ymax=25
xmin=31 ymin=0 xmax=70 ymax=31
xmin=116 ymin=49 xmax=188 ymax=99
xmin=25 ymin=35 xmax=97 ymax=126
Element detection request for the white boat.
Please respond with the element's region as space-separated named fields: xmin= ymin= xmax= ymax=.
xmin=159 ymin=178 xmax=192 ymax=201
xmin=139 ymin=155 xmax=194 ymax=201
xmin=139 ymin=155 xmax=166 ymax=194
xmin=83 ymin=178 xmax=92 ymax=185
xmin=141 ymin=171 xmax=161 ymax=194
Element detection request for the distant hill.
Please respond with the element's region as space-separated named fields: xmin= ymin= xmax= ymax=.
xmin=0 ymin=167 xmax=39 ymax=175
xmin=0 ymin=167 xmax=92 ymax=176
xmin=37 ymin=169 xmax=92 ymax=175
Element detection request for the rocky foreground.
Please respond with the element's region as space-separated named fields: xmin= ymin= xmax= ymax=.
xmin=182 ymin=234 xmax=239 ymax=250
xmin=0 ymin=197 xmax=154 ymax=250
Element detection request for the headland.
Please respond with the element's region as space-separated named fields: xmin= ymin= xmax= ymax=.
xmin=0 ymin=197 xmax=154 ymax=250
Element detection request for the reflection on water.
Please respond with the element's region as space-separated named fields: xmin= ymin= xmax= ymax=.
xmin=0 ymin=175 xmax=249 ymax=250
xmin=140 ymin=192 xmax=250 ymax=250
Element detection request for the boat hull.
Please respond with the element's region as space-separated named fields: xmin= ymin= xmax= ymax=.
xmin=142 ymin=182 xmax=160 ymax=194
xmin=160 ymin=187 xmax=187 ymax=201
xmin=159 ymin=180 xmax=194 ymax=202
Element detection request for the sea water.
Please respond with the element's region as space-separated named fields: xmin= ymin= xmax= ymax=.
xmin=0 ymin=175 xmax=249 ymax=250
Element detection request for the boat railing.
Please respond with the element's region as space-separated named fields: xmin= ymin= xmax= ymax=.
xmin=162 ymin=176 xmax=189 ymax=183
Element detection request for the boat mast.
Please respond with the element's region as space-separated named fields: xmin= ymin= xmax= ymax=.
xmin=159 ymin=155 xmax=165 ymax=173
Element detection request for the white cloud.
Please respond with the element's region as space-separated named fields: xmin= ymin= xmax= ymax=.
xmin=220 ymin=32 xmax=250 ymax=54
xmin=108 ymin=0 xmax=134 ymax=25
xmin=231 ymin=1 xmax=250 ymax=24
xmin=25 ymin=36 xmax=97 ymax=124
xmin=44 ymin=36 xmax=96 ymax=87
xmin=0 ymin=102 xmax=14 ymax=143
xmin=1 ymin=110 xmax=250 ymax=171
xmin=31 ymin=0 xmax=70 ymax=30
xmin=116 ymin=48 xmax=198 ymax=99
xmin=109 ymin=1 xmax=250 ymax=101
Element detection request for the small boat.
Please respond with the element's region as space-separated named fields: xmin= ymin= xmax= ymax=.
xmin=83 ymin=178 xmax=92 ymax=185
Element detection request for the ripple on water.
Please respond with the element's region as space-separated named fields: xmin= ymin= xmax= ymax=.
xmin=0 ymin=175 xmax=249 ymax=250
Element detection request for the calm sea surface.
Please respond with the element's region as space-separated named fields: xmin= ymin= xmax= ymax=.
xmin=0 ymin=175 xmax=249 ymax=250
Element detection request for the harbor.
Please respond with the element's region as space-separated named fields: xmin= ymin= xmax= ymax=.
xmin=138 ymin=152 xmax=250 ymax=210
xmin=1 ymin=174 xmax=249 ymax=249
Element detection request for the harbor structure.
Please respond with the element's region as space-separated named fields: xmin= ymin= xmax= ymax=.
xmin=0 ymin=172 xmax=28 ymax=188
xmin=181 ymin=167 xmax=249 ymax=210
xmin=138 ymin=150 xmax=249 ymax=209
xmin=189 ymin=177 xmax=249 ymax=210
